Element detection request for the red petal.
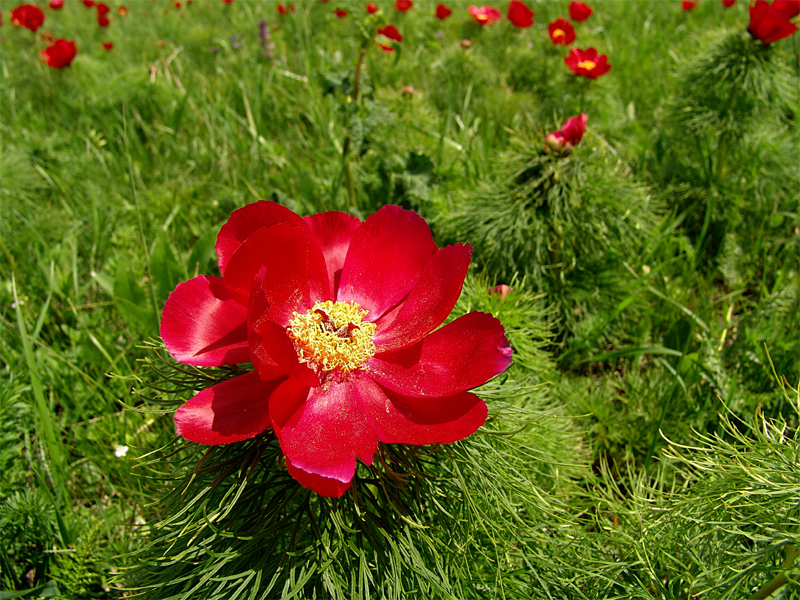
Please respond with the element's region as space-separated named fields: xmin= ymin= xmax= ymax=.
xmin=369 ymin=312 xmax=513 ymax=397
xmin=303 ymin=211 xmax=361 ymax=296
xmin=161 ymin=275 xmax=250 ymax=366
xmin=359 ymin=378 xmax=488 ymax=445
xmin=174 ymin=371 xmax=283 ymax=444
xmin=285 ymin=457 xmax=351 ymax=497
xmin=216 ymin=201 xmax=308 ymax=275
xmin=223 ymin=222 xmax=329 ymax=311
xmin=337 ymin=205 xmax=437 ymax=320
xmin=270 ymin=378 xmax=379 ymax=483
xmin=252 ymin=318 xmax=320 ymax=387
xmin=246 ymin=269 xmax=294 ymax=381
xmin=373 ymin=243 xmax=472 ymax=353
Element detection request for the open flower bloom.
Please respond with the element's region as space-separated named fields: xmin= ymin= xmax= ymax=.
xmin=565 ymin=46 xmax=611 ymax=78
xmin=396 ymin=0 xmax=413 ymax=11
xmin=10 ymin=4 xmax=45 ymax=32
xmin=436 ymin=3 xmax=452 ymax=19
xmin=682 ymin=0 xmax=699 ymax=10
xmin=507 ymin=0 xmax=534 ymax=27
xmin=162 ymin=203 xmax=513 ymax=497
xmin=367 ymin=2 xmax=377 ymax=13
xmin=49 ymin=0 xmax=64 ymax=10
xmin=41 ymin=38 xmax=77 ymax=68
xmin=545 ymin=113 xmax=588 ymax=155
xmin=548 ymin=18 xmax=576 ymax=45
xmin=469 ymin=5 xmax=502 ymax=24
xmin=568 ymin=1 xmax=593 ymax=21
xmin=376 ymin=24 xmax=402 ymax=51
xmin=748 ymin=0 xmax=799 ymax=43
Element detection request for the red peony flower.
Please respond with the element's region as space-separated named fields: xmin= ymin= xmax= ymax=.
xmin=83 ymin=0 xmax=94 ymax=7
xmin=436 ymin=3 xmax=451 ymax=19
xmin=565 ymin=46 xmax=611 ymax=78
xmin=102 ymin=41 xmax=113 ymax=50
xmin=378 ymin=24 xmax=402 ymax=41
xmin=367 ymin=2 xmax=377 ymax=13
xmin=469 ymin=5 xmax=502 ymax=24
xmin=277 ymin=3 xmax=287 ymax=14
xmin=334 ymin=8 xmax=347 ymax=17
xmin=507 ymin=0 xmax=534 ymax=27
xmin=10 ymin=4 xmax=45 ymax=32
xmin=548 ymin=18 xmax=575 ymax=44
xmin=568 ymin=0 xmax=592 ymax=21
xmin=545 ymin=113 xmax=588 ymax=154
xmin=682 ymin=0 xmax=699 ymax=10
xmin=748 ymin=0 xmax=798 ymax=43
xmin=396 ymin=0 xmax=412 ymax=11
xmin=162 ymin=203 xmax=512 ymax=497
xmin=722 ymin=0 xmax=735 ymax=6
xmin=41 ymin=38 xmax=76 ymax=68
xmin=49 ymin=0 xmax=64 ymax=9
xmin=97 ymin=14 xmax=110 ymax=26
xmin=97 ymin=2 xmax=110 ymax=15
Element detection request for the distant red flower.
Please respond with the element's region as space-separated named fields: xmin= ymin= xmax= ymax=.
xmin=96 ymin=2 xmax=110 ymax=15
xmin=174 ymin=1 xmax=182 ymax=8
xmin=565 ymin=46 xmax=611 ymax=78
xmin=748 ymin=0 xmax=798 ymax=43
xmin=378 ymin=24 xmax=402 ymax=41
xmin=507 ymin=0 xmax=534 ymax=27
xmin=102 ymin=41 xmax=113 ymax=50
xmin=83 ymin=0 xmax=94 ymax=7
xmin=548 ymin=18 xmax=575 ymax=44
xmin=223 ymin=0 xmax=234 ymax=4
xmin=163 ymin=203 xmax=511 ymax=497
xmin=367 ymin=2 xmax=377 ymax=13
xmin=10 ymin=4 xmax=45 ymax=32
xmin=546 ymin=113 xmax=587 ymax=154
xmin=568 ymin=1 xmax=592 ymax=21
xmin=277 ymin=3 xmax=286 ymax=14
xmin=41 ymin=38 xmax=76 ymax=68
xmin=98 ymin=14 xmax=110 ymax=26
xmin=118 ymin=6 xmax=127 ymax=15
xmin=396 ymin=0 xmax=412 ymax=11
xmin=722 ymin=0 xmax=735 ymax=6
xmin=682 ymin=0 xmax=699 ymax=10
xmin=469 ymin=5 xmax=502 ymax=24
xmin=436 ymin=3 xmax=451 ymax=19
xmin=49 ymin=0 xmax=64 ymax=9
xmin=334 ymin=8 xmax=347 ymax=17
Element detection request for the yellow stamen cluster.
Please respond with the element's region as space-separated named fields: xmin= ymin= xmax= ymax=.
xmin=553 ymin=28 xmax=566 ymax=39
xmin=577 ymin=60 xmax=596 ymax=71
xmin=287 ymin=301 xmax=376 ymax=374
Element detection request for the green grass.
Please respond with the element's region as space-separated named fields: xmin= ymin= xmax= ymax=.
xmin=1 ymin=0 xmax=798 ymax=598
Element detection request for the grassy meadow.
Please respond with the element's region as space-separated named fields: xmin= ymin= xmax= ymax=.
xmin=1 ymin=0 xmax=799 ymax=598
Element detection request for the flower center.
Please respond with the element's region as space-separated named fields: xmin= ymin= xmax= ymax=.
xmin=553 ymin=28 xmax=565 ymax=39
xmin=287 ymin=301 xmax=376 ymax=374
xmin=577 ymin=60 xmax=596 ymax=70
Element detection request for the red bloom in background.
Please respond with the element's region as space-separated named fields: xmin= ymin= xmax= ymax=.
xmin=682 ymin=0 xmax=699 ymax=10
xmin=83 ymin=0 xmax=94 ymax=7
xmin=748 ymin=0 xmax=798 ymax=43
xmin=507 ymin=0 xmax=534 ymax=27
xmin=41 ymin=38 xmax=76 ymax=68
xmin=367 ymin=2 xmax=377 ymax=13
xmin=565 ymin=46 xmax=611 ymax=78
xmin=97 ymin=2 xmax=110 ymax=15
xmin=722 ymin=0 xmax=735 ymax=6
xmin=436 ymin=3 xmax=451 ymax=19
xmin=277 ymin=4 xmax=287 ymax=14
xmin=396 ymin=0 xmax=412 ymax=11
xmin=546 ymin=113 xmax=587 ymax=154
xmin=223 ymin=0 xmax=234 ymax=4
xmin=548 ymin=18 xmax=576 ymax=44
xmin=98 ymin=14 xmax=110 ymax=26
xmin=102 ymin=41 xmax=113 ymax=50
xmin=469 ymin=5 xmax=502 ymax=25
xmin=378 ymin=24 xmax=402 ymax=41
xmin=49 ymin=0 xmax=64 ymax=9
xmin=568 ymin=1 xmax=592 ymax=21
xmin=334 ymin=8 xmax=347 ymax=17
xmin=10 ymin=4 xmax=45 ymax=32
xmin=162 ymin=203 xmax=512 ymax=497
xmin=118 ymin=6 xmax=128 ymax=15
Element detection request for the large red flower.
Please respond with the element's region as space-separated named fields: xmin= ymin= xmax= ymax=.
xmin=548 ymin=18 xmax=576 ymax=45
xmin=545 ymin=113 xmax=587 ymax=155
xmin=10 ymin=4 xmax=45 ymax=32
xmin=565 ymin=46 xmax=611 ymax=78
xmin=162 ymin=203 xmax=512 ymax=497
xmin=507 ymin=0 xmax=534 ymax=28
xmin=41 ymin=38 xmax=76 ymax=68
xmin=748 ymin=0 xmax=799 ymax=43
xmin=568 ymin=1 xmax=593 ymax=21
xmin=469 ymin=5 xmax=502 ymax=25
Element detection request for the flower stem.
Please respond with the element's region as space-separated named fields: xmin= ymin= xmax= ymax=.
xmin=748 ymin=545 xmax=799 ymax=600
xmin=341 ymin=46 xmax=368 ymax=211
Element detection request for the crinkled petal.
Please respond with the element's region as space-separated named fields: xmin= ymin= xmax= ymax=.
xmin=223 ymin=222 xmax=329 ymax=311
xmin=161 ymin=275 xmax=249 ymax=366
xmin=303 ymin=211 xmax=362 ymax=297
xmin=174 ymin=371 xmax=283 ymax=444
xmin=247 ymin=269 xmax=293 ymax=381
xmin=216 ymin=201 xmax=307 ymax=274
xmin=285 ymin=457 xmax=351 ymax=497
xmin=369 ymin=312 xmax=513 ymax=397
xmin=270 ymin=378 xmax=379 ymax=484
xmin=373 ymin=244 xmax=472 ymax=353
xmin=359 ymin=378 xmax=488 ymax=445
xmin=337 ymin=205 xmax=437 ymax=320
